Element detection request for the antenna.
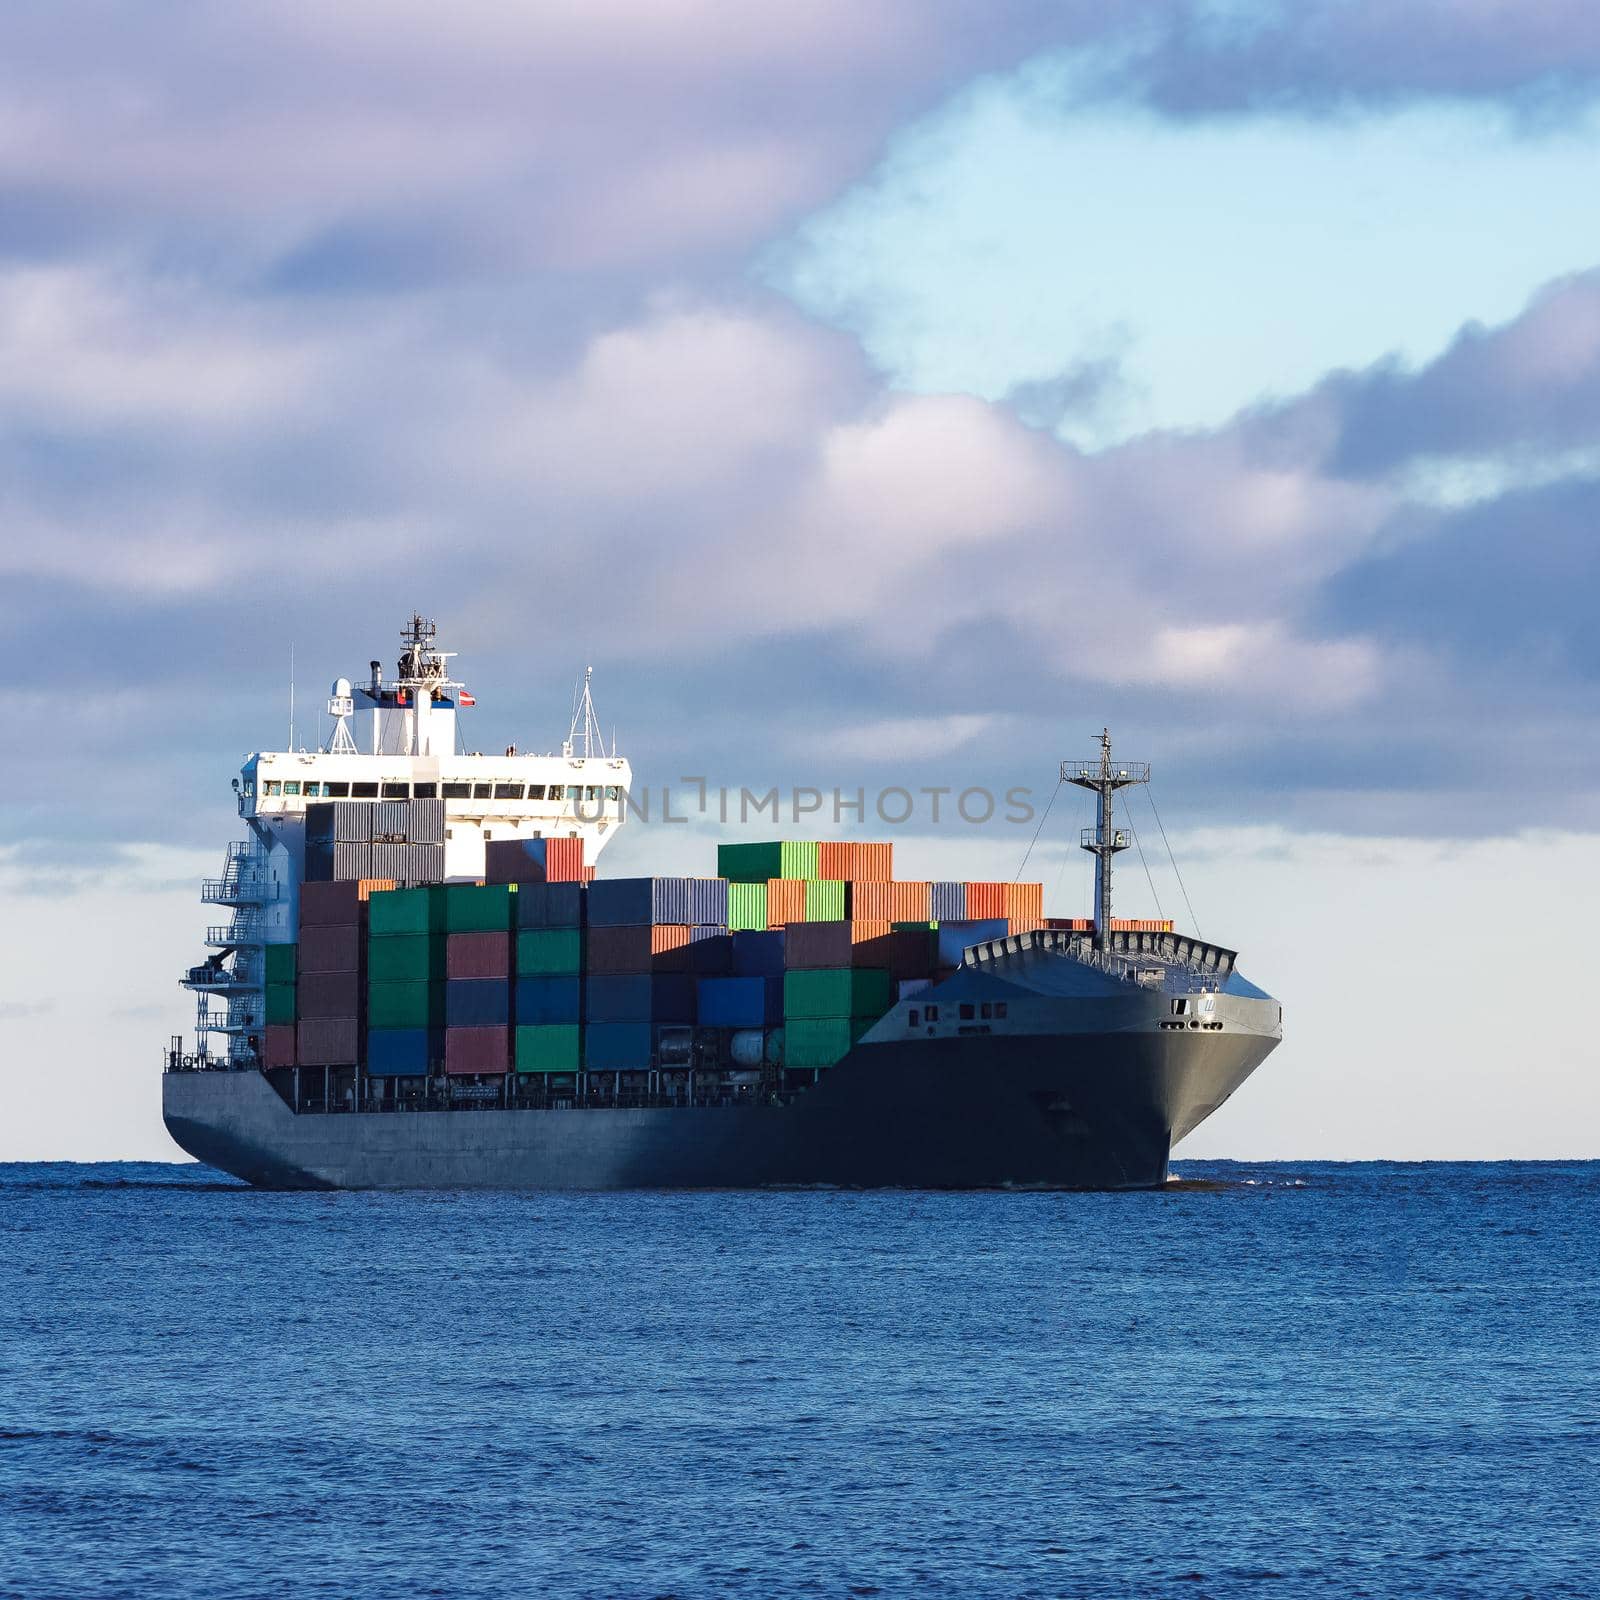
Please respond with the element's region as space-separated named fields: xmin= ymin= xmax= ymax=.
xmin=564 ymin=666 xmax=610 ymax=760
xmin=288 ymin=642 xmax=296 ymax=752
xmin=1064 ymin=729 xmax=1150 ymax=951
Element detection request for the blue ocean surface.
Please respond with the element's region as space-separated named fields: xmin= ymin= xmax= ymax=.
xmin=1 ymin=1161 xmax=1595 ymax=1599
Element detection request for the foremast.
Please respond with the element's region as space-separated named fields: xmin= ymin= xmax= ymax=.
xmin=1065 ymin=730 xmax=1149 ymax=952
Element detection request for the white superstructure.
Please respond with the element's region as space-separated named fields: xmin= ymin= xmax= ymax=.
xmin=184 ymin=614 xmax=630 ymax=1062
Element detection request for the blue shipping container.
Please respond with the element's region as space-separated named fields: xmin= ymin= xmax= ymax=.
xmin=585 ymin=1021 xmax=654 ymax=1070
xmin=486 ymin=837 xmax=547 ymax=885
xmin=929 ymin=882 xmax=967 ymax=922
xmin=731 ymin=929 xmax=786 ymax=977
xmin=936 ymin=919 xmax=1009 ymax=967
xmin=446 ymin=978 xmax=510 ymax=1027
xmin=696 ymin=976 xmax=781 ymax=1028
xmin=515 ymin=881 xmax=585 ymax=929
xmin=515 ymin=975 xmax=582 ymax=1024
xmin=587 ymin=876 xmax=729 ymax=928
xmin=585 ymin=973 xmax=697 ymax=1023
xmin=366 ymin=1028 xmax=439 ymax=1075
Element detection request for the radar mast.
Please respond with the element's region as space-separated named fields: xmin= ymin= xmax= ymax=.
xmin=1065 ymin=730 xmax=1150 ymax=951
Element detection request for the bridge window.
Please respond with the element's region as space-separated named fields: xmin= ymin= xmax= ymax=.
xmin=605 ymin=785 xmax=620 ymax=801
xmin=442 ymin=783 xmax=471 ymax=799
xmin=323 ymin=781 xmax=350 ymax=798
xmin=527 ymin=785 xmax=546 ymax=800
xmin=548 ymin=785 xmax=565 ymax=802
xmin=263 ymin=780 xmax=281 ymax=796
xmin=980 ymin=1002 xmax=992 ymax=1019
xmin=994 ymin=1002 xmax=1007 ymax=1019
xmin=959 ymin=1003 xmax=975 ymax=1020
xmin=1172 ymin=999 xmax=1188 ymax=1016
xmin=413 ymin=782 xmax=437 ymax=799
xmin=584 ymin=785 xmax=600 ymax=801
xmin=924 ymin=1006 xmax=938 ymax=1022
xmin=382 ymin=782 xmax=409 ymax=798
xmin=352 ymin=781 xmax=379 ymax=797
xmin=494 ymin=783 xmax=524 ymax=800
xmin=283 ymin=781 xmax=301 ymax=796
xmin=303 ymin=782 xmax=322 ymax=797
xmin=473 ymin=783 xmax=493 ymax=799
xmin=908 ymin=1009 xmax=919 ymax=1028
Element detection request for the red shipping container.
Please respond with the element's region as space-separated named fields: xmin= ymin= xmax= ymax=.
xmin=1003 ymin=883 xmax=1043 ymax=922
xmin=299 ymin=922 xmax=361 ymax=974
xmin=300 ymin=879 xmax=362 ymax=927
xmin=262 ymin=1024 xmax=296 ymax=1068
xmin=447 ymin=931 xmax=511 ymax=979
xmin=766 ymin=879 xmax=807 ymax=927
xmin=851 ymin=881 xmax=932 ymax=922
xmin=298 ymin=969 xmax=361 ymax=1020
xmin=297 ymin=1017 xmax=359 ymax=1066
xmin=546 ymin=838 xmax=586 ymax=883
xmin=1046 ymin=917 xmax=1093 ymax=932
xmin=446 ymin=1025 xmax=509 ymax=1075
xmin=965 ymin=882 xmax=1006 ymax=920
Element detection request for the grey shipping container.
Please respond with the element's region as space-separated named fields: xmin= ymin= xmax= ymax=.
xmin=405 ymin=843 xmax=446 ymax=886
xmin=335 ymin=801 xmax=374 ymax=843
xmin=373 ymin=800 xmax=410 ymax=841
xmin=371 ymin=841 xmax=409 ymax=882
xmin=408 ymin=798 xmax=445 ymax=846
xmin=332 ymin=841 xmax=373 ymax=881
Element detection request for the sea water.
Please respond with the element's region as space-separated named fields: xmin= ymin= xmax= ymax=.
xmin=1 ymin=1161 xmax=1595 ymax=1598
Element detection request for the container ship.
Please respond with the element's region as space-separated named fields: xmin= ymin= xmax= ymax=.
xmin=163 ymin=614 xmax=1282 ymax=1190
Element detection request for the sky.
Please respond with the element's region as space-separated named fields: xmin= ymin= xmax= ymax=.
xmin=1 ymin=0 xmax=1597 ymax=1160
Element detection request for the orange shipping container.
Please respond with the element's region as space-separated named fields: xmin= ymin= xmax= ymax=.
xmin=357 ymin=878 xmax=396 ymax=901
xmin=766 ymin=879 xmax=807 ymax=927
xmin=1109 ymin=918 xmax=1174 ymax=933
xmin=1004 ymin=882 xmax=1043 ymax=921
xmin=1006 ymin=917 xmax=1047 ymax=936
xmin=848 ymin=920 xmax=892 ymax=966
xmin=965 ymin=882 xmax=1006 ymax=920
xmin=816 ymin=842 xmax=894 ymax=882
xmin=850 ymin=880 xmax=932 ymax=922
xmin=1045 ymin=917 xmax=1094 ymax=932
xmin=817 ymin=842 xmax=851 ymax=881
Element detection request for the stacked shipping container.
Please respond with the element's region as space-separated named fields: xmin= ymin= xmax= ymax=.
xmin=289 ymin=838 xmax=1129 ymax=1080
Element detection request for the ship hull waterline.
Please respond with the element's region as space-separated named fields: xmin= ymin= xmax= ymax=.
xmin=163 ymin=1029 xmax=1275 ymax=1192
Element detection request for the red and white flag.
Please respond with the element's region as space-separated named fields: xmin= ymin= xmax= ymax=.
xmin=458 ymin=691 xmax=476 ymax=707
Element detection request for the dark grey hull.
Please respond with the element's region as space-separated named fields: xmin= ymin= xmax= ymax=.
xmin=163 ymin=1023 xmax=1275 ymax=1192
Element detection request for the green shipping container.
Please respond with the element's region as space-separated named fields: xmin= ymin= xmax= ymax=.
xmin=263 ymin=943 xmax=297 ymax=985
xmin=265 ymin=982 xmax=296 ymax=1025
xmin=784 ymin=1016 xmax=872 ymax=1068
xmin=367 ymin=979 xmax=445 ymax=1030
xmin=368 ymin=885 xmax=442 ymax=939
xmin=717 ymin=841 xmax=819 ymax=883
xmin=516 ymin=927 xmax=583 ymax=976
xmin=443 ymin=882 xmax=515 ymax=934
xmin=726 ymin=882 xmax=768 ymax=931
xmin=515 ymin=1023 xmax=583 ymax=1072
xmin=804 ymin=879 xmax=846 ymax=920
xmin=783 ymin=967 xmax=894 ymax=1020
xmin=367 ymin=934 xmax=447 ymax=984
